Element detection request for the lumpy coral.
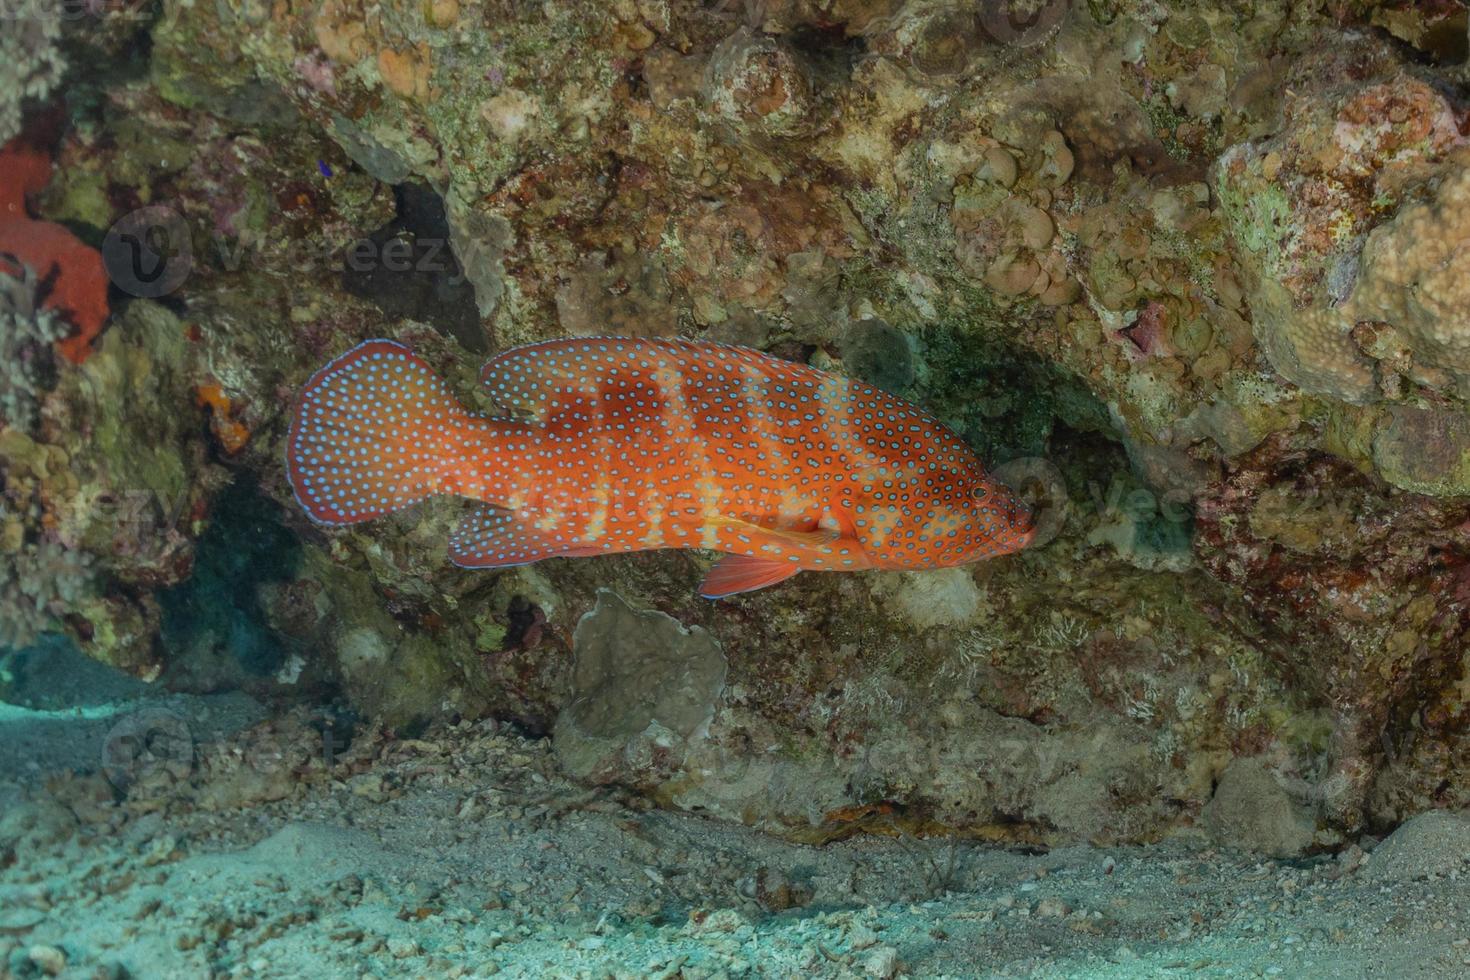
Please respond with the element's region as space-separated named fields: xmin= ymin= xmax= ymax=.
xmin=0 ymin=537 xmax=94 ymax=650
xmin=1217 ymin=50 xmax=1470 ymax=406
xmin=0 ymin=420 xmax=95 ymax=650
xmin=1348 ymin=165 xmax=1470 ymax=396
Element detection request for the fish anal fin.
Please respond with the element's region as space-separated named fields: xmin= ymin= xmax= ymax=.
xmin=449 ymin=505 xmax=605 ymax=568
xmin=699 ymin=554 xmax=801 ymax=599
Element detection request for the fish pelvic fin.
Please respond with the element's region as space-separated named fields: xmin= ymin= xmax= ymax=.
xmin=699 ymin=554 xmax=802 ymax=599
xmin=696 ymin=515 xmax=849 ymax=598
xmin=287 ymin=339 xmax=507 ymax=526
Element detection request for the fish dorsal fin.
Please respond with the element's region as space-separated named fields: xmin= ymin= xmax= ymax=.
xmin=478 ymin=336 xmax=820 ymax=420
xmin=699 ymin=554 xmax=801 ymax=598
xmin=449 ymin=505 xmax=607 ymax=568
xmin=478 ymin=337 xmax=684 ymax=419
xmin=479 ymin=340 xmax=589 ymax=417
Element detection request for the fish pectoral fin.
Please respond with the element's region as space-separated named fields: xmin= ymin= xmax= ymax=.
xmin=698 ymin=554 xmax=801 ymax=599
xmin=449 ymin=505 xmax=605 ymax=568
xmin=707 ymin=515 xmax=839 ymax=550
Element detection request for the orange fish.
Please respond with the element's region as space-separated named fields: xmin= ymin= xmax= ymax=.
xmin=286 ymin=337 xmax=1034 ymax=597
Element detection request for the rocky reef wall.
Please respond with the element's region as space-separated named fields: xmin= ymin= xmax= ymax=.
xmin=4 ymin=0 xmax=1470 ymax=854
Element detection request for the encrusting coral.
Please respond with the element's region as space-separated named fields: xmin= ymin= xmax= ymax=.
xmin=1348 ymin=165 xmax=1470 ymax=397
xmin=0 ymin=265 xmax=92 ymax=650
xmin=1215 ymin=46 xmax=1470 ymax=404
xmin=0 ymin=394 xmax=94 ymax=650
xmin=0 ymin=537 xmax=94 ymax=651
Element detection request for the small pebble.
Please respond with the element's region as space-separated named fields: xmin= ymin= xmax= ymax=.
xmin=0 ymin=909 xmax=45 ymax=935
xmin=387 ymin=937 xmax=422 ymax=958
xmin=27 ymin=944 xmax=67 ymax=977
xmin=862 ymin=946 xmax=900 ymax=979
xmin=1036 ymin=897 xmax=1070 ymax=918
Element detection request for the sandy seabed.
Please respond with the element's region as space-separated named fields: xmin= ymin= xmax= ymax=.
xmin=2 ymin=675 xmax=1469 ymax=980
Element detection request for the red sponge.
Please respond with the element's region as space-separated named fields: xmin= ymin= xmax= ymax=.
xmin=0 ymin=132 xmax=111 ymax=364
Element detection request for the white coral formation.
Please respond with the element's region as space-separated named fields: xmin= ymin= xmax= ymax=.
xmin=0 ymin=263 xmax=67 ymax=434
xmin=1249 ymin=287 xmax=1379 ymax=405
xmin=1254 ymin=164 xmax=1470 ymax=405
xmin=0 ymin=538 xmax=93 ymax=650
xmin=0 ymin=0 xmax=66 ymax=144
xmin=1349 ymin=166 xmax=1470 ymax=394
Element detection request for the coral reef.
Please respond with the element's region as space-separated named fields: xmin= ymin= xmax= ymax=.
xmin=1337 ymin=165 xmax=1470 ymax=397
xmin=0 ymin=296 xmax=230 ymax=676
xmin=0 ymin=265 xmax=89 ymax=650
xmin=1216 ymin=51 xmax=1470 ymax=405
xmin=3 ymin=0 xmax=1469 ymax=858
xmin=0 ymin=538 xmax=94 ymax=651
xmin=0 ymin=1 xmax=64 ymax=145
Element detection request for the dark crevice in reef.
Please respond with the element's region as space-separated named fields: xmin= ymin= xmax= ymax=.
xmin=787 ymin=24 xmax=867 ymax=82
xmin=158 ymin=475 xmax=314 ymax=696
xmin=914 ymin=325 xmax=1197 ymax=548
xmin=503 ymin=596 xmax=547 ymax=652
xmin=342 ymin=181 xmax=485 ymax=354
xmin=55 ymin=10 xmax=159 ymax=107
xmin=914 ymin=326 xmax=1114 ymax=464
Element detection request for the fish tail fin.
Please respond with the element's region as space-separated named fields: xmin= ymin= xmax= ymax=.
xmin=287 ymin=339 xmax=506 ymax=526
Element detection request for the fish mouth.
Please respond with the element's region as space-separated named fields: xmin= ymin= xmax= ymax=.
xmin=1002 ymin=495 xmax=1037 ymax=548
